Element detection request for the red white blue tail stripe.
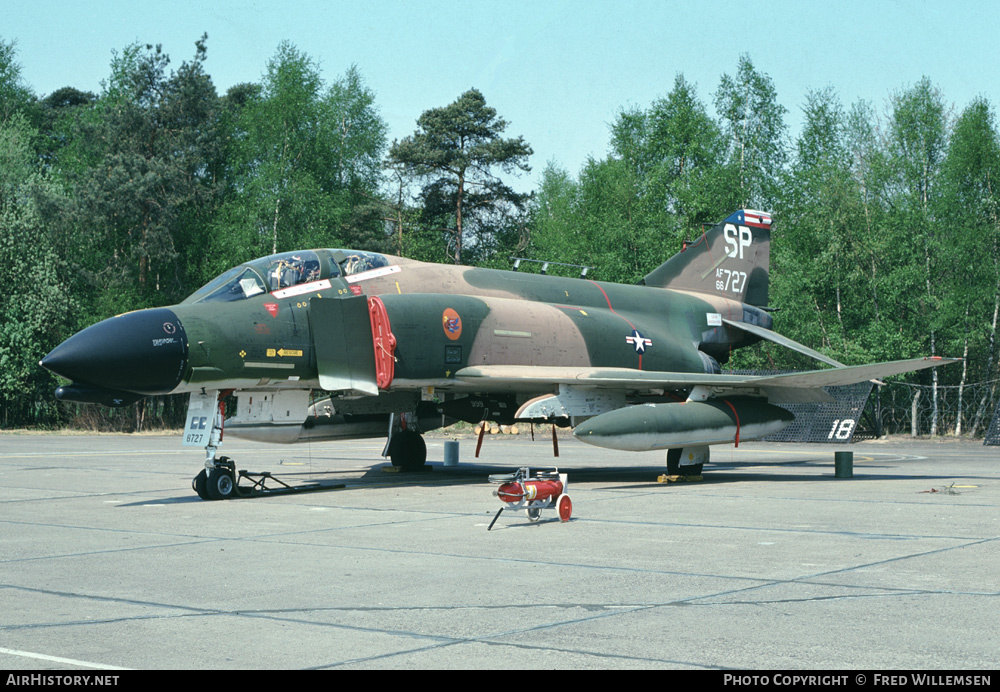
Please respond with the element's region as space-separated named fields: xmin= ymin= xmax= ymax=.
xmin=725 ymin=209 xmax=772 ymax=228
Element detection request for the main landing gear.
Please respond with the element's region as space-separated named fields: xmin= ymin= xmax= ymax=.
xmin=383 ymin=413 xmax=428 ymax=472
xmin=386 ymin=429 xmax=427 ymax=470
xmin=659 ymin=446 xmax=707 ymax=483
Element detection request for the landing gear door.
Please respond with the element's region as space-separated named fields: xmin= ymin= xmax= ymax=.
xmin=311 ymin=296 xmax=379 ymax=395
xmin=183 ymin=389 xmax=218 ymax=447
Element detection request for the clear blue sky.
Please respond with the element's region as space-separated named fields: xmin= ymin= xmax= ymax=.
xmin=6 ymin=0 xmax=999 ymax=192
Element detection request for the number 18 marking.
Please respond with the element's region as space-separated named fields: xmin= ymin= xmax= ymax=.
xmin=828 ymin=419 xmax=856 ymax=440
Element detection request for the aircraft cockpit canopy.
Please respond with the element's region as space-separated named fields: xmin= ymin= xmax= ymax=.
xmin=333 ymin=250 xmax=389 ymax=276
xmin=264 ymin=252 xmax=323 ymax=290
xmin=183 ymin=249 xmax=392 ymax=304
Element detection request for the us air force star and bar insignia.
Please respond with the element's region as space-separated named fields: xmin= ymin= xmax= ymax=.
xmin=626 ymin=329 xmax=652 ymax=354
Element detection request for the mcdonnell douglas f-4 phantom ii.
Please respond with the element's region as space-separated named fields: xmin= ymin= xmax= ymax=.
xmin=40 ymin=209 xmax=957 ymax=499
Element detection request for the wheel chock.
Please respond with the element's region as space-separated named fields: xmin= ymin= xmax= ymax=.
xmin=657 ymin=474 xmax=704 ymax=483
xmin=381 ymin=464 xmax=432 ymax=473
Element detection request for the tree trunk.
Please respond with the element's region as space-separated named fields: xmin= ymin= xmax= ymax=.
xmin=454 ymin=172 xmax=465 ymax=264
xmin=972 ymin=293 xmax=999 ymax=434
xmin=271 ymin=197 xmax=281 ymax=255
xmin=956 ymin=306 xmax=969 ymax=436
xmin=924 ymin=240 xmax=938 ymax=436
xmin=814 ymin=299 xmax=831 ymax=350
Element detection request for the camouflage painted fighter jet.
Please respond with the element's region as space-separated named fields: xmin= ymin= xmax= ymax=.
xmin=40 ymin=209 xmax=957 ymax=499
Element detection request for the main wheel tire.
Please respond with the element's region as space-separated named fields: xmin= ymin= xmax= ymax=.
xmin=667 ymin=448 xmax=703 ymax=476
xmin=388 ymin=430 xmax=427 ymax=470
xmin=206 ymin=467 xmax=237 ymax=500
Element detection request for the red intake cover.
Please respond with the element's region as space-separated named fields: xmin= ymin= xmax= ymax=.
xmin=368 ymin=296 xmax=396 ymax=390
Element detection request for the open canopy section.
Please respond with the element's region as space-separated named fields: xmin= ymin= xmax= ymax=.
xmin=182 ymin=249 xmax=392 ymax=304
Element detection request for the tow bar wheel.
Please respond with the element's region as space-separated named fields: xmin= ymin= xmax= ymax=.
xmin=557 ymin=493 xmax=572 ymax=522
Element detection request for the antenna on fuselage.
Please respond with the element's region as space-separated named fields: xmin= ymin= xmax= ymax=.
xmin=509 ymin=257 xmax=593 ymax=279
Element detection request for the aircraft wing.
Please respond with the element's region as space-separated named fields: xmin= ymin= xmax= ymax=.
xmin=454 ymin=357 xmax=959 ymax=404
xmin=455 ymin=365 xmax=752 ymax=389
xmin=748 ymin=358 xmax=958 ymax=387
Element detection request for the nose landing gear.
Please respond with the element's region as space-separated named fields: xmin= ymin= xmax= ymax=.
xmin=193 ymin=458 xmax=238 ymax=500
xmin=188 ymin=391 xmax=342 ymax=500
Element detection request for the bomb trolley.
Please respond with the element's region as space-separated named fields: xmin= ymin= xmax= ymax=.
xmin=487 ymin=467 xmax=572 ymax=530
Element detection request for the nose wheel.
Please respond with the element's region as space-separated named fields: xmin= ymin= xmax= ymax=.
xmin=192 ymin=469 xmax=208 ymax=499
xmin=207 ymin=465 xmax=237 ymax=500
xmin=192 ymin=458 xmax=238 ymax=501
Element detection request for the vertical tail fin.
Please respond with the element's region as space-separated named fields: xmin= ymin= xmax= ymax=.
xmin=641 ymin=209 xmax=771 ymax=306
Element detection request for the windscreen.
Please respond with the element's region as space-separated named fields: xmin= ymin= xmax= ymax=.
xmin=184 ymin=250 xmax=323 ymax=304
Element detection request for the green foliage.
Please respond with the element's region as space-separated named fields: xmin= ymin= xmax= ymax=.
xmin=53 ymin=36 xmax=222 ymax=317
xmin=714 ymin=54 xmax=789 ymax=210
xmin=0 ymin=113 xmax=77 ymax=425
xmin=643 ymin=75 xmax=728 ymax=227
xmin=528 ymin=162 xmax=582 ymax=264
xmin=0 ymin=38 xmax=37 ymax=126
xmin=388 ymin=88 xmax=532 ymax=264
xmin=528 ymin=74 xmax=731 ymax=283
xmin=773 ymin=88 xmax=860 ymax=359
xmin=936 ymin=98 xmax=1000 ymax=384
xmin=207 ymin=45 xmax=389 ymax=281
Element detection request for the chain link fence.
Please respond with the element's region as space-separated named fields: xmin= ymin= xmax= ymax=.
xmin=864 ymin=380 xmax=1000 ymax=441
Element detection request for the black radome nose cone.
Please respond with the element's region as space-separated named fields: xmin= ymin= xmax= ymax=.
xmin=40 ymin=308 xmax=188 ymax=395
